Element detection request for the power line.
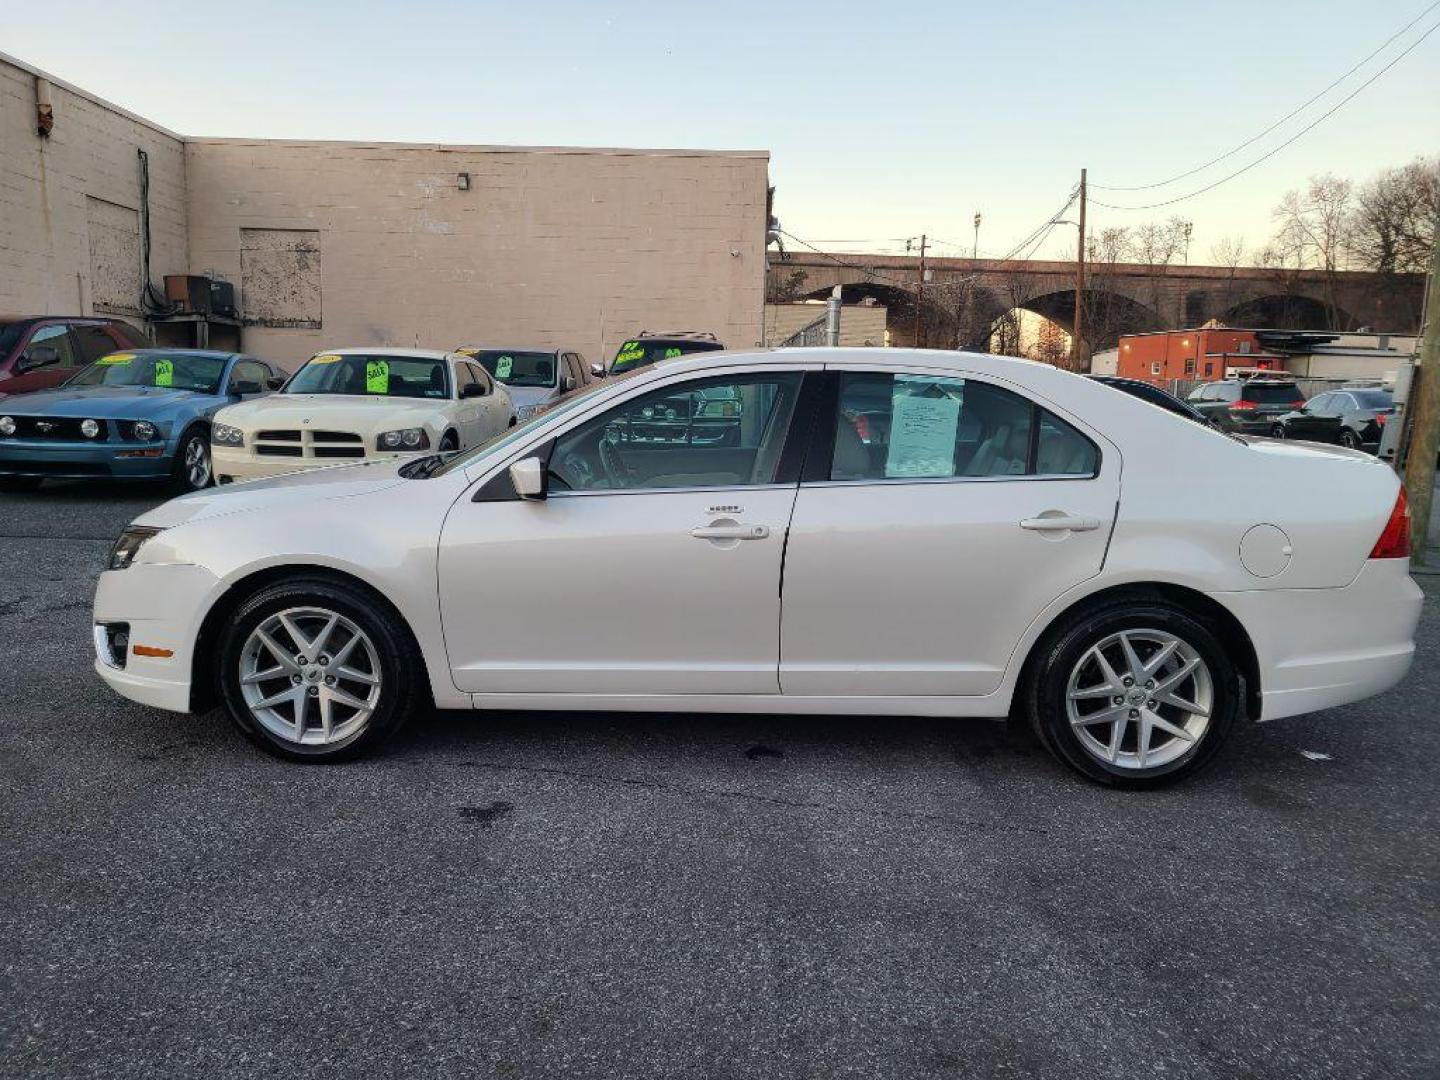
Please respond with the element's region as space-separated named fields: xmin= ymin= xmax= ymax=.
xmin=1090 ymin=17 xmax=1440 ymax=212
xmin=1091 ymin=0 xmax=1440 ymax=193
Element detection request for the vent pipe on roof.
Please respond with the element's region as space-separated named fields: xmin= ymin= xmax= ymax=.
xmin=34 ymin=77 xmax=53 ymax=137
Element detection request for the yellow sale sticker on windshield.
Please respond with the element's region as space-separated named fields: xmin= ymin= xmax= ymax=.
xmin=366 ymin=360 xmax=390 ymax=393
xmin=455 ymin=347 xmax=479 ymax=357
xmin=495 ymin=355 xmax=514 ymax=379
xmin=154 ymin=358 xmax=174 ymax=387
xmin=99 ymin=353 xmax=134 ymax=365
xmin=310 ymin=353 xmax=340 ymax=365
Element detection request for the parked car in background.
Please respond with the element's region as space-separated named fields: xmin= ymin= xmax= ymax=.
xmin=0 ymin=349 xmax=282 ymax=493
xmin=454 ymin=346 xmax=599 ymax=421
xmin=1273 ymin=387 xmax=1395 ymax=450
xmin=0 ymin=316 xmax=149 ymax=398
xmin=1089 ymin=375 xmax=1212 ymax=426
xmin=210 ymin=349 xmax=514 ymax=483
xmin=1186 ymin=378 xmax=1307 ymax=434
xmin=609 ymin=331 xmax=724 ymax=374
xmin=94 ymin=348 xmax=1419 ymax=789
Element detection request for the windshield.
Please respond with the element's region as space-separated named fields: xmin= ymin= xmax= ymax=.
xmin=0 ymin=322 xmax=25 ymax=358
xmin=1243 ymin=382 xmax=1303 ymax=404
xmin=466 ymin=350 xmax=557 ymax=388
xmin=611 ymin=339 xmax=722 ymax=374
xmin=430 ymin=368 xmax=644 ymax=477
xmin=285 ymin=354 xmax=450 ymax=399
xmin=1350 ymin=389 xmax=1394 ymax=409
xmin=67 ymin=352 xmax=226 ymax=393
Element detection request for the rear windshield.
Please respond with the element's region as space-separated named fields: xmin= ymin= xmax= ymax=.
xmin=465 ymin=350 xmax=557 ymax=388
xmin=285 ymin=354 xmax=450 ymax=399
xmin=611 ymin=339 xmax=723 ymax=374
xmin=67 ymin=352 xmax=226 ymax=394
xmin=1349 ymin=389 xmax=1394 ymax=409
xmin=1243 ymin=382 xmax=1302 ymax=404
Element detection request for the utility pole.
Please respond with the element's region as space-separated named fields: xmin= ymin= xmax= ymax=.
xmin=1402 ymin=219 xmax=1440 ymax=563
xmin=972 ymin=212 xmax=982 ymax=260
xmin=913 ymin=233 xmax=928 ymax=348
xmin=1072 ymin=168 xmax=1087 ymax=371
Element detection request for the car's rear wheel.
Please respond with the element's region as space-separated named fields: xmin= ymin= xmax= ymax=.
xmin=1339 ymin=428 xmax=1360 ymax=450
xmin=217 ymin=578 xmax=423 ymax=761
xmin=1269 ymin=424 xmax=1286 ymax=438
xmin=1025 ymin=601 xmax=1240 ymax=787
xmin=0 ymin=476 xmax=43 ymax=493
xmin=172 ymin=428 xmax=213 ymax=492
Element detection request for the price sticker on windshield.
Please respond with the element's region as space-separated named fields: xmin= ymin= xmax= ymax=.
xmin=663 ymin=347 xmax=683 ymax=359
xmin=99 ymin=353 xmax=134 ymax=365
xmin=154 ymin=358 xmax=174 ymax=387
xmin=366 ymin=359 xmax=390 ymax=393
xmin=495 ymin=355 xmax=514 ymax=379
xmin=310 ymin=353 xmax=340 ymax=365
xmin=455 ymin=347 xmax=479 ymax=357
xmin=616 ymin=342 xmax=645 ymax=366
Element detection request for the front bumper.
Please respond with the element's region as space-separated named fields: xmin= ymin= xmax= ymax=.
xmin=0 ymin=439 xmax=173 ymax=480
xmin=93 ymin=560 xmax=222 ymax=713
xmin=213 ymin=445 xmax=422 ymax=483
xmin=1210 ymin=558 xmax=1424 ymax=722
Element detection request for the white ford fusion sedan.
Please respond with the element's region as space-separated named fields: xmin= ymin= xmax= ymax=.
xmin=210 ymin=348 xmax=514 ymax=482
xmin=93 ymin=348 xmax=1422 ymax=786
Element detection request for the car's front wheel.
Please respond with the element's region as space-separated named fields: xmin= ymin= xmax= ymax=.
xmin=217 ymin=578 xmax=424 ymax=761
xmin=172 ymin=428 xmax=213 ymax=492
xmin=1269 ymin=424 xmax=1286 ymax=438
xmin=1339 ymin=428 xmax=1360 ymax=450
xmin=1024 ymin=600 xmax=1240 ymax=787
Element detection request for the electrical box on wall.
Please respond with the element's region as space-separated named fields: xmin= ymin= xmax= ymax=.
xmin=164 ymin=275 xmax=237 ymax=318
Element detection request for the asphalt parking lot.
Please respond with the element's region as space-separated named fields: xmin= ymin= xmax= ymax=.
xmin=1 ymin=482 xmax=1438 ymax=1080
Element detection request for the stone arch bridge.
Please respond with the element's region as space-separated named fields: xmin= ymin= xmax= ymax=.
xmin=767 ymin=251 xmax=1424 ymax=350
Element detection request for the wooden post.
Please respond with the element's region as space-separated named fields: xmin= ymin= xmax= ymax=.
xmin=1402 ymin=219 xmax=1440 ymax=563
xmin=1072 ymin=168 xmax=1087 ymax=370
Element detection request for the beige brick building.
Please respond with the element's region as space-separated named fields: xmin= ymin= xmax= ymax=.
xmin=1 ymin=52 xmax=769 ymax=369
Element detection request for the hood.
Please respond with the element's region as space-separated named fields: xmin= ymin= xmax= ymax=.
xmin=134 ymin=458 xmax=410 ymax=529
xmin=218 ymin=394 xmax=447 ymax=432
xmin=0 ymin=385 xmax=216 ymax=419
xmin=506 ymin=385 xmax=561 ymax=409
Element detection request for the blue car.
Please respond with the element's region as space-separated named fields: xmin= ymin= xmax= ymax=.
xmin=0 ymin=349 xmax=284 ymax=492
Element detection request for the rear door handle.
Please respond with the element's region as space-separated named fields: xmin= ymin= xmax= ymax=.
xmin=1020 ymin=515 xmax=1101 ymax=532
xmin=691 ymin=524 xmax=769 ymax=540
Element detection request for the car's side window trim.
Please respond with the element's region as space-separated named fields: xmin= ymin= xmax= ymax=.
xmin=802 ymin=368 xmax=1101 ymax=488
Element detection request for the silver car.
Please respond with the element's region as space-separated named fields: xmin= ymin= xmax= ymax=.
xmin=455 ymin=346 xmax=603 ymax=421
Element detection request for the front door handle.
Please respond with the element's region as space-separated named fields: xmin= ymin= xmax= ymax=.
xmin=691 ymin=524 xmax=769 ymax=540
xmin=1020 ymin=515 xmax=1101 ymax=532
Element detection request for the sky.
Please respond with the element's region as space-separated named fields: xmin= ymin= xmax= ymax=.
xmin=3 ymin=0 xmax=1437 ymax=266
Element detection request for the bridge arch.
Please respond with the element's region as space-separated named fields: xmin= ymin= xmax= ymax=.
xmin=1220 ymin=293 xmax=1353 ymax=332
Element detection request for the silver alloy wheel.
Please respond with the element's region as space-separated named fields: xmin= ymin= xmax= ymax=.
xmin=1270 ymin=424 xmax=1286 ymax=439
xmin=1340 ymin=429 xmax=1359 ymax=449
xmin=1065 ymin=628 xmax=1214 ymax=771
xmin=238 ymin=606 xmax=382 ymax=747
xmin=184 ymin=435 xmax=212 ymax=488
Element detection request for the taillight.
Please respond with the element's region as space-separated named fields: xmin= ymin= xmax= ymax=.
xmin=1369 ymin=486 xmax=1411 ymax=559
xmin=1230 ymin=400 xmax=1257 ymax=411
xmin=1375 ymin=413 xmax=1388 ymax=426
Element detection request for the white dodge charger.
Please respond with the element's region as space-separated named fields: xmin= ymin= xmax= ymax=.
xmin=93 ymin=348 xmax=1422 ymax=786
xmin=210 ymin=348 xmax=515 ymax=482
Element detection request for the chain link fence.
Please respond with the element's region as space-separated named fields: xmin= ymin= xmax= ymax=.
xmin=777 ymin=313 xmax=829 ymax=348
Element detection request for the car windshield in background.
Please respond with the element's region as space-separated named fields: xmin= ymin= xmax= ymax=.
xmin=469 ymin=350 xmax=557 ymax=388
xmin=611 ymin=340 xmax=722 ymax=374
xmin=67 ymin=352 xmax=226 ymax=394
xmin=286 ymin=354 xmax=450 ymax=399
xmin=1350 ymin=390 xmax=1394 ymax=409
xmin=1244 ymin=382 xmax=1303 ymax=404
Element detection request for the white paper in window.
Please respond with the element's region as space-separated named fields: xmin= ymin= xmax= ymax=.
xmin=886 ymin=393 xmax=960 ymax=477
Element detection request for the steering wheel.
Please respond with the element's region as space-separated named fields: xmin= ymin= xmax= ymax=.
xmin=560 ymin=452 xmax=596 ymax=489
xmin=598 ymin=436 xmax=630 ymax=488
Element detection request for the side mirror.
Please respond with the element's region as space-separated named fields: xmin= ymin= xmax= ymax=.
xmin=589 ymin=362 xmax=606 ymax=379
xmin=266 ymin=376 xmax=285 ymax=390
xmin=509 ymin=456 xmax=547 ymax=500
xmin=460 ymin=382 xmax=487 ymax=399
xmin=16 ymin=345 xmax=59 ymax=374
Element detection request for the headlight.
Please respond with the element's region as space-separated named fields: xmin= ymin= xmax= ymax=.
xmin=377 ymin=428 xmax=430 ymax=451
xmin=0 ymin=416 xmax=14 ymax=436
xmin=130 ymin=420 xmax=158 ymax=442
xmin=80 ymin=419 xmax=100 ymax=438
xmin=212 ymin=422 xmax=244 ymax=446
xmin=107 ymin=526 xmax=164 ymax=571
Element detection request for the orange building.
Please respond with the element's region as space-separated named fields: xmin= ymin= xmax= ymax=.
xmin=1116 ymin=328 xmax=1287 ymax=385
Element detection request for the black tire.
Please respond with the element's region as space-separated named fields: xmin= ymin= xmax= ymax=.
xmin=171 ymin=426 xmax=213 ymax=492
xmin=217 ymin=577 xmax=425 ymax=762
xmin=439 ymin=430 xmax=459 ymax=453
xmin=0 ymin=476 xmax=43 ymax=493
xmin=1024 ymin=600 xmax=1241 ymax=788
xmin=1339 ymin=428 xmax=1360 ymax=450
xmin=1269 ymin=424 xmax=1286 ymax=439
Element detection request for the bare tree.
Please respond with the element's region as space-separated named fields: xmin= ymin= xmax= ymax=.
xmin=765 ymin=268 xmax=810 ymax=304
xmin=1270 ymin=174 xmax=1354 ymax=328
xmin=1351 ymin=156 xmax=1439 ymax=275
xmin=1131 ymin=217 xmax=1190 ymax=323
